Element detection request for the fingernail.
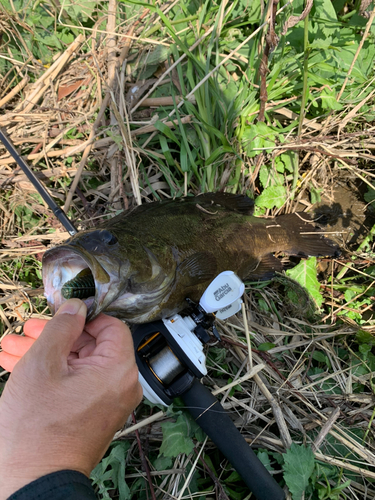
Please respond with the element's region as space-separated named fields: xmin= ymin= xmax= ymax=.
xmin=56 ymin=299 xmax=87 ymax=317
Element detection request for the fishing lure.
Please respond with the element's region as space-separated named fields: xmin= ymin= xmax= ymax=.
xmin=61 ymin=268 xmax=95 ymax=299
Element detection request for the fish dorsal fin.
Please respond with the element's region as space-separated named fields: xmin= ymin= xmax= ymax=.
xmin=103 ymin=193 xmax=254 ymax=228
xmin=177 ymin=252 xmax=217 ymax=286
xmin=196 ymin=192 xmax=254 ymax=215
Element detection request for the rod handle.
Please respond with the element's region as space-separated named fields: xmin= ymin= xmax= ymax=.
xmin=182 ymin=379 xmax=285 ymax=500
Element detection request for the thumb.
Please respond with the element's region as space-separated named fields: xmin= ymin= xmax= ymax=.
xmin=28 ymin=299 xmax=87 ymax=371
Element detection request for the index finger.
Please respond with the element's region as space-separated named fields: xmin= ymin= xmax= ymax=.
xmin=23 ymin=318 xmax=49 ymax=339
xmin=84 ymin=314 xmax=134 ymax=359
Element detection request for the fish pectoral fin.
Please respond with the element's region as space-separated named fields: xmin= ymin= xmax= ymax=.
xmin=177 ymin=252 xmax=217 ymax=286
xmin=244 ymin=254 xmax=283 ymax=280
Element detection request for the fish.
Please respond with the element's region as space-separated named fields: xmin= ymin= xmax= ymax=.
xmin=42 ymin=192 xmax=339 ymax=323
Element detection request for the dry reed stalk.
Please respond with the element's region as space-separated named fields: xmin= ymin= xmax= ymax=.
xmin=242 ymin=302 xmax=253 ymax=369
xmin=31 ymin=115 xmax=93 ymax=166
xmin=314 ymin=453 xmax=375 ymax=480
xmin=0 ymin=76 xmax=29 ymax=108
xmin=312 ymin=407 xmax=341 ymax=451
xmin=110 ymin=97 xmax=142 ymax=205
xmin=212 ymin=364 xmax=265 ymax=395
xmin=139 ymin=96 xmax=191 ymax=107
xmin=15 ymin=34 xmax=85 ymax=114
xmin=338 ymin=85 xmax=375 ymax=133
xmin=63 ymin=15 xmax=139 ymax=211
xmin=0 ymin=306 xmax=12 ymax=331
xmin=114 ymin=410 xmax=166 ymax=438
xmin=228 ymin=331 xmax=293 ymax=449
xmin=283 ymin=383 xmax=375 ymax=466
xmin=131 ymin=115 xmax=192 ymax=136
xmin=176 ymin=437 xmax=208 ymax=500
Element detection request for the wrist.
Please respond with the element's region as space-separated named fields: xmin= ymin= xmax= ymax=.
xmin=0 ymin=454 xmax=89 ymax=500
xmin=0 ymin=470 xmax=92 ymax=500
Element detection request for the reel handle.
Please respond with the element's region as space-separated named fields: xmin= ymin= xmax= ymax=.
xmin=181 ymin=379 xmax=285 ymax=500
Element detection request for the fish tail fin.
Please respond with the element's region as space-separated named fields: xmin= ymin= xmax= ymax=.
xmin=276 ymin=213 xmax=340 ymax=257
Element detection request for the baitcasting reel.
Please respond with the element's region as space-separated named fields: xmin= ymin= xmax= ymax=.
xmin=133 ymin=272 xmax=285 ymax=500
xmin=133 ymin=271 xmax=244 ymax=406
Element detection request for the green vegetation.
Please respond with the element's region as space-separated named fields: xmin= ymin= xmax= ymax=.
xmin=1 ymin=0 xmax=375 ymax=498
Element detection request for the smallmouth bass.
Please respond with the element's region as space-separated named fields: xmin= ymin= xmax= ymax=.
xmin=42 ymin=193 xmax=339 ymax=323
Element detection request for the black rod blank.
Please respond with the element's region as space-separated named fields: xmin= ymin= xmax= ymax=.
xmin=0 ymin=129 xmax=77 ymax=236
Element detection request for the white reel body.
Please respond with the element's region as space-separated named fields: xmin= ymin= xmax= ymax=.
xmin=134 ymin=271 xmax=244 ymax=406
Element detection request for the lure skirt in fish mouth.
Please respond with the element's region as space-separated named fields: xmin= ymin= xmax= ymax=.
xmin=42 ymin=193 xmax=340 ymax=323
xmin=42 ymin=241 xmax=131 ymax=320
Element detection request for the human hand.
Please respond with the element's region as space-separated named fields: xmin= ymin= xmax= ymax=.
xmin=0 ymin=299 xmax=143 ymax=499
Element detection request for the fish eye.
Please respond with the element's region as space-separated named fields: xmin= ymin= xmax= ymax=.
xmin=100 ymin=230 xmax=118 ymax=245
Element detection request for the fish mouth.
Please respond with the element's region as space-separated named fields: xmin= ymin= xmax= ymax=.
xmin=42 ymin=245 xmax=121 ymax=320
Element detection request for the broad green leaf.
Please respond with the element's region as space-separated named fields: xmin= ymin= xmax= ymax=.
xmin=364 ymin=187 xmax=375 ymax=207
xmin=259 ymin=165 xmax=283 ymax=188
xmin=319 ymin=88 xmax=343 ymax=111
xmin=356 ymin=330 xmax=375 ymax=346
xmin=359 ymin=344 xmax=371 ymax=360
xmin=256 ymin=450 xmax=275 ymax=472
xmin=224 ymin=470 xmax=242 ymax=482
xmin=313 ymin=0 xmax=337 ymax=22
xmin=283 ymin=444 xmax=315 ymax=500
xmin=258 ymin=342 xmax=276 ymax=351
xmin=153 ymin=455 xmax=173 ymax=471
xmin=160 ymin=414 xmax=195 ymax=457
xmin=286 ymin=257 xmax=323 ymax=307
xmin=241 ymin=123 xmax=276 ymax=157
xmin=344 ymin=289 xmax=356 ymax=302
xmin=66 ymin=0 xmax=98 ymax=22
xmin=275 ymin=152 xmax=296 ymax=174
xmin=312 ymin=351 xmax=327 ymax=363
xmin=91 ymin=443 xmax=131 ymax=500
xmin=143 ymin=45 xmax=170 ymax=66
xmin=34 ymin=33 xmax=63 ymax=50
xmin=255 ymin=185 xmax=286 ymax=209
xmin=310 ymin=186 xmax=322 ymax=204
xmin=309 ymin=37 xmax=333 ymax=50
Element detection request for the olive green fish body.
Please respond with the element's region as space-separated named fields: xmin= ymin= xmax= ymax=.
xmin=42 ymin=193 xmax=339 ymax=322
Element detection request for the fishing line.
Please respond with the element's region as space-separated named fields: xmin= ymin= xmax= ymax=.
xmin=172 ymin=404 xmax=241 ymax=415
xmin=0 ymin=129 xmax=77 ymax=236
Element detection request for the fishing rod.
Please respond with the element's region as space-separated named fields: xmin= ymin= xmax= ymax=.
xmin=0 ymin=129 xmax=285 ymax=500
xmin=0 ymin=129 xmax=77 ymax=236
xmin=133 ymin=272 xmax=285 ymax=500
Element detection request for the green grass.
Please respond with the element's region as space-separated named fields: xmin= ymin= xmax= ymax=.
xmin=1 ymin=0 xmax=375 ymax=498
